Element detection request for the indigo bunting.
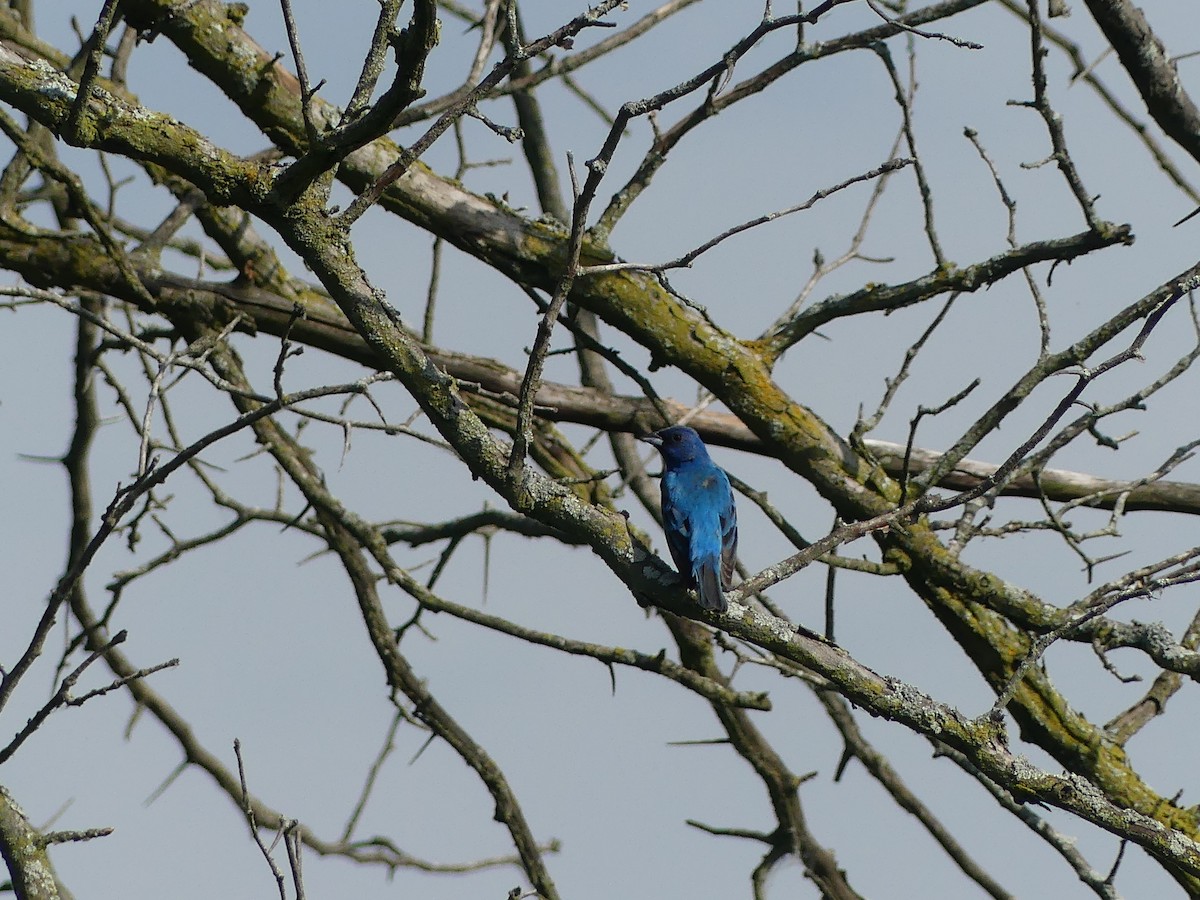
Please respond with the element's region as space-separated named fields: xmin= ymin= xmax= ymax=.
xmin=640 ymin=426 xmax=738 ymax=612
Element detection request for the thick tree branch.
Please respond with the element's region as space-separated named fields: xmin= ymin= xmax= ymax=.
xmin=0 ymin=785 xmax=69 ymax=900
xmin=1082 ymin=0 xmax=1200 ymax=169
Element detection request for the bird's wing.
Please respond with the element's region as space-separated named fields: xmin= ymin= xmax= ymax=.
xmin=688 ymin=469 xmax=735 ymax=611
xmin=660 ymin=478 xmax=695 ymax=587
xmin=720 ymin=487 xmax=738 ymax=590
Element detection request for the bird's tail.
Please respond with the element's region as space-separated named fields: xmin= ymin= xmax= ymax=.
xmin=695 ymin=558 xmax=728 ymax=612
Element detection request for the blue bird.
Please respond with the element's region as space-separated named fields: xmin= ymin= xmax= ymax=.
xmin=640 ymin=425 xmax=738 ymax=612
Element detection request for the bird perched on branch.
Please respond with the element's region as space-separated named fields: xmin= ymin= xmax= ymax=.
xmin=640 ymin=425 xmax=738 ymax=612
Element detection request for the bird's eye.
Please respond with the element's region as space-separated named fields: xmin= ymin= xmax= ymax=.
xmin=672 ymin=433 xmax=681 ymax=442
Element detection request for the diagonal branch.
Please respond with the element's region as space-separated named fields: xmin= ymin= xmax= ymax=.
xmin=766 ymin=226 xmax=1133 ymax=355
xmin=1082 ymin=0 xmax=1200 ymax=168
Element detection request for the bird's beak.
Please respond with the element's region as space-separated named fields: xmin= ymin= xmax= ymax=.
xmin=638 ymin=432 xmax=663 ymax=447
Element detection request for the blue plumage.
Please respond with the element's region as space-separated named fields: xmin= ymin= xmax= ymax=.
xmin=640 ymin=426 xmax=738 ymax=612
